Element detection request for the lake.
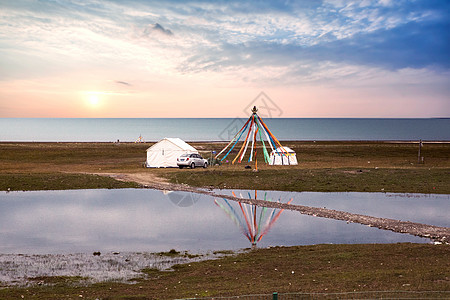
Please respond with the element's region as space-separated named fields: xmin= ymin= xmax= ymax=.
xmin=1 ymin=189 xmax=446 ymax=254
xmin=1 ymin=118 xmax=449 ymax=142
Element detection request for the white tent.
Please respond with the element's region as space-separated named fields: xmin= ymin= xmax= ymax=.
xmin=146 ymin=138 xmax=198 ymax=168
xmin=269 ymin=146 xmax=298 ymax=165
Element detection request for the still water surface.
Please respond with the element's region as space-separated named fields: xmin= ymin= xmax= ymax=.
xmin=216 ymin=190 xmax=450 ymax=227
xmin=1 ymin=189 xmax=447 ymax=254
xmin=1 ymin=118 xmax=449 ymax=142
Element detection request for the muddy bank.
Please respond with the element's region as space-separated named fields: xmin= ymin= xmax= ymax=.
xmin=102 ymin=173 xmax=450 ymax=244
xmin=0 ymin=251 xmax=224 ymax=287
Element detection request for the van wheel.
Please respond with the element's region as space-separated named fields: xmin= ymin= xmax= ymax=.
xmin=190 ymin=163 xmax=195 ymax=169
xmin=203 ymin=162 xmax=208 ymax=168
xmin=179 ymin=166 xmax=183 ymax=169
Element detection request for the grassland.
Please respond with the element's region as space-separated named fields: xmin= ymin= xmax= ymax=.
xmin=1 ymin=243 xmax=449 ymax=299
xmin=0 ymin=141 xmax=449 ymax=193
xmin=1 ymin=142 xmax=449 ymax=298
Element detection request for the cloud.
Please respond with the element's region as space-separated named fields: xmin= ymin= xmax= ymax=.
xmin=173 ymin=0 xmax=450 ymax=80
xmin=143 ymin=23 xmax=173 ymax=37
xmin=1 ymin=0 xmax=449 ymax=117
xmin=116 ymin=81 xmax=132 ymax=86
xmin=3 ymin=0 xmax=448 ymax=77
xmin=301 ymin=21 xmax=450 ymax=70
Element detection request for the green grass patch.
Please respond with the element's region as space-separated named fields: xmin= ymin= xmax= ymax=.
xmin=0 ymin=173 xmax=140 ymax=191
xmin=27 ymin=275 xmax=87 ymax=285
xmin=157 ymin=249 xmax=181 ymax=257
xmin=1 ymin=141 xmax=449 ymax=193
xmin=156 ymin=249 xmax=202 ymax=259
xmin=163 ymin=167 xmax=450 ymax=194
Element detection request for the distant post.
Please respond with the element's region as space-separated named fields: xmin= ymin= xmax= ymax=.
xmin=273 ymin=292 xmax=278 ymax=300
xmin=211 ymin=150 xmax=216 ymax=166
xmin=417 ymin=139 xmax=423 ymax=164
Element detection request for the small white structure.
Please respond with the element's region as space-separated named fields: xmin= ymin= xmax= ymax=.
xmin=269 ymin=146 xmax=298 ymax=165
xmin=146 ymin=138 xmax=198 ymax=168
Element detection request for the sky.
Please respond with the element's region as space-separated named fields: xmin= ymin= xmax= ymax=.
xmin=0 ymin=0 xmax=449 ymax=118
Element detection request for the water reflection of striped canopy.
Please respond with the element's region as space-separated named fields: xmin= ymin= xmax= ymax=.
xmin=214 ymin=190 xmax=293 ymax=246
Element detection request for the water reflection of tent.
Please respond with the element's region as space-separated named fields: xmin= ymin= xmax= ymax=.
xmin=162 ymin=190 xmax=201 ymax=207
xmin=215 ymin=191 xmax=293 ymax=248
xmin=215 ymin=106 xmax=297 ymax=165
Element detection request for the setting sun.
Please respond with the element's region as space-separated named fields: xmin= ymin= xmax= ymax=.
xmin=88 ymin=94 xmax=99 ymax=107
xmin=83 ymin=91 xmax=104 ymax=109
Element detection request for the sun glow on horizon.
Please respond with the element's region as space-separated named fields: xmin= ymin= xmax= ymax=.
xmin=88 ymin=94 xmax=99 ymax=106
xmin=84 ymin=92 xmax=103 ymax=109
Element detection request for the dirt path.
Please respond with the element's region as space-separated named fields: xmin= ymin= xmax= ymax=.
xmin=97 ymin=172 xmax=172 ymax=188
xmin=98 ymin=172 xmax=450 ymax=244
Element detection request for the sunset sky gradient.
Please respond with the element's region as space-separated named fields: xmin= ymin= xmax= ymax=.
xmin=0 ymin=0 xmax=449 ymax=117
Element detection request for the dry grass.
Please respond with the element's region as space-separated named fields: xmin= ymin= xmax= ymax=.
xmin=167 ymin=141 xmax=450 ymax=194
xmin=1 ymin=243 xmax=449 ymax=299
xmin=1 ymin=141 xmax=449 ymax=193
xmin=1 ymin=142 xmax=449 ymax=298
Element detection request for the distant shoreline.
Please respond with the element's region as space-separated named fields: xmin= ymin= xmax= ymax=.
xmin=1 ymin=140 xmax=450 ymax=143
xmin=2 ymin=118 xmax=448 ymax=141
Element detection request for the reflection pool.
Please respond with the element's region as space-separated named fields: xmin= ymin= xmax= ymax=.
xmin=216 ymin=190 xmax=450 ymax=227
xmin=1 ymin=189 xmax=444 ymax=254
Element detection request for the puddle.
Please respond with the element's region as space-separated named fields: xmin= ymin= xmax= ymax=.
xmin=0 ymin=189 xmax=434 ymax=255
xmin=2 ymin=188 xmax=444 ymax=286
xmin=216 ymin=190 xmax=450 ymax=227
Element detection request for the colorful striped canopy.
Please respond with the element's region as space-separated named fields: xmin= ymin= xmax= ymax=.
xmin=215 ymin=106 xmax=288 ymax=164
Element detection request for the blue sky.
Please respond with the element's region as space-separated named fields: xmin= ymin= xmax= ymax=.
xmin=0 ymin=0 xmax=449 ymax=117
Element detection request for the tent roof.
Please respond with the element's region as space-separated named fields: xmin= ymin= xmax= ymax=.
xmin=147 ymin=138 xmax=197 ymax=152
xmin=271 ymin=146 xmax=295 ymax=154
